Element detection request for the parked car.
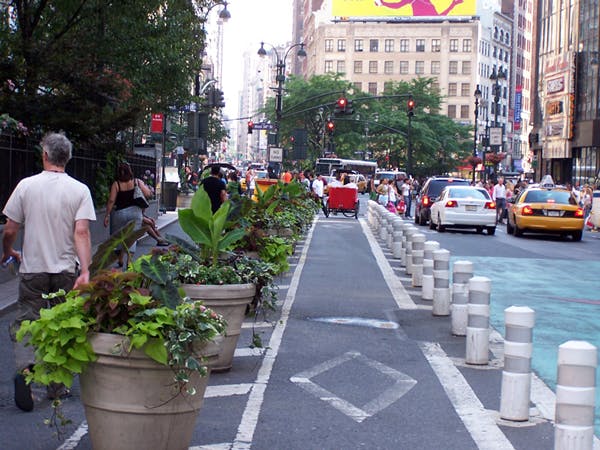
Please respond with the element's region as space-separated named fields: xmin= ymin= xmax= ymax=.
xmin=506 ymin=175 xmax=585 ymax=241
xmin=429 ymin=186 xmax=497 ymax=235
xmin=415 ymin=176 xmax=471 ymax=226
xmin=347 ymin=173 xmax=368 ymax=193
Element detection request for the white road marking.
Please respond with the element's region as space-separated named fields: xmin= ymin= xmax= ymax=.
xmin=419 ymin=341 xmax=515 ymax=450
xmin=205 ymin=384 xmax=253 ymax=398
xmin=234 ymin=347 xmax=266 ymax=357
xmin=359 ymin=218 xmax=416 ymax=310
xmin=57 ymin=422 xmax=88 ymax=450
xmin=231 ymin=220 xmax=317 ymax=449
xmin=290 ymin=351 xmax=417 ymax=423
xmin=241 ymin=321 xmax=275 ymax=329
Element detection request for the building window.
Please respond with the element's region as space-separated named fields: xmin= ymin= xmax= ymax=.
xmin=369 ymin=61 xmax=378 ymax=73
xmin=416 ymin=39 xmax=425 ymax=52
xmin=461 ymin=105 xmax=469 ymax=118
xmin=384 ymin=81 xmax=393 ymax=92
xmin=415 ymin=61 xmax=424 ymax=74
xmin=384 ymin=39 xmax=394 ymax=52
xmin=448 ymin=83 xmax=457 ymax=96
xmin=431 ymin=61 xmax=441 ymax=74
xmin=461 ymin=83 xmax=470 ymax=96
xmin=325 ymin=39 xmax=333 ymax=52
xmin=354 ymin=61 xmax=363 ymax=74
xmin=462 ymin=61 xmax=471 ymax=74
xmin=324 ymin=60 xmax=333 ymax=73
xmin=370 ymin=39 xmax=379 ymax=52
xmin=355 ymin=39 xmax=364 ymax=52
xmin=431 ymin=81 xmax=440 ymax=92
xmin=399 ymin=60 xmax=409 ymax=74
xmin=449 ymin=61 xmax=458 ymax=74
xmin=337 ymin=60 xmax=346 ymax=74
xmin=337 ymin=39 xmax=346 ymax=52
xmin=450 ymin=39 xmax=459 ymax=52
xmin=368 ymin=82 xmax=377 ymax=95
xmin=400 ymin=39 xmax=409 ymax=52
xmin=432 ymin=39 xmax=441 ymax=52
xmin=448 ymin=105 xmax=457 ymax=118
xmin=462 ymin=39 xmax=472 ymax=52
xmin=384 ymin=61 xmax=394 ymax=74
xmin=353 ymin=82 xmax=362 ymax=92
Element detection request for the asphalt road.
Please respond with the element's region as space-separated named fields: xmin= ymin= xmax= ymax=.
xmin=0 ymin=201 xmax=598 ymax=449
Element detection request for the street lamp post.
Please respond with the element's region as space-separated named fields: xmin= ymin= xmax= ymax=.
xmin=407 ymin=96 xmax=415 ymax=175
xmin=472 ymin=85 xmax=482 ymax=182
xmin=257 ymin=42 xmax=307 ymax=147
xmin=490 ymin=66 xmax=507 ymax=155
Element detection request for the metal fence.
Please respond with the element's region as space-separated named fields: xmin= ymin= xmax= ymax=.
xmin=0 ymin=133 xmax=156 ymax=213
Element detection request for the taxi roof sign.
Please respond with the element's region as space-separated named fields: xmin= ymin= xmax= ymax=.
xmin=540 ymin=174 xmax=555 ymax=189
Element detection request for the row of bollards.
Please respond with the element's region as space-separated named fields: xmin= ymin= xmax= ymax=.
xmin=366 ymin=200 xmax=598 ymax=449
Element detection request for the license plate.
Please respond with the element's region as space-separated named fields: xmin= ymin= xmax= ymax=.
xmin=465 ymin=205 xmax=477 ymax=211
xmin=547 ymin=210 xmax=560 ymax=217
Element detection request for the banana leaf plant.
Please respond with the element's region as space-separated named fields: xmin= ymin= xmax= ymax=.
xmin=177 ymin=187 xmax=247 ymax=268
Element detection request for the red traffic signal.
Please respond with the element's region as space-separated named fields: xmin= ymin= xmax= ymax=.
xmin=247 ymin=121 xmax=254 ymax=134
xmin=407 ymin=97 xmax=415 ymax=116
xmin=337 ymin=97 xmax=347 ymax=109
xmin=326 ymin=120 xmax=335 ymax=134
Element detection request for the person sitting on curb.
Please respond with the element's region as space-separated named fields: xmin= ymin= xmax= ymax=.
xmin=142 ymin=213 xmax=169 ymax=246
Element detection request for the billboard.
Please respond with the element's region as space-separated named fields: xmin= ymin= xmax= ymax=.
xmin=332 ymin=0 xmax=476 ymax=17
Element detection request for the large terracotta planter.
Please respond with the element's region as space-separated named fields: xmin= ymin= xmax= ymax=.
xmin=80 ymin=332 xmax=218 ymax=450
xmin=182 ymin=283 xmax=255 ymax=372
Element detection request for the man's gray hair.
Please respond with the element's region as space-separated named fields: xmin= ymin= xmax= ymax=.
xmin=41 ymin=132 xmax=72 ymax=167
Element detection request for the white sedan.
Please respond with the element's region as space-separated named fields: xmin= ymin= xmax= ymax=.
xmin=429 ymin=186 xmax=497 ymax=235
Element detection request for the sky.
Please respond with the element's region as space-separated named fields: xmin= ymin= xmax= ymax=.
xmin=216 ymin=0 xmax=294 ymax=120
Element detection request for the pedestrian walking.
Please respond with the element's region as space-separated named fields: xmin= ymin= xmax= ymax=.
xmin=312 ymin=174 xmax=326 ymax=214
xmin=492 ymin=177 xmax=507 ymax=224
xmin=104 ymin=162 xmax=153 ymax=268
xmin=400 ymin=178 xmax=412 ymax=218
xmin=202 ymin=165 xmax=228 ymax=213
xmin=2 ymin=132 xmax=96 ymax=412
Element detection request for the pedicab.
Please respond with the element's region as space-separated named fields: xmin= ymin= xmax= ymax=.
xmin=324 ymin=186 xmax=360 ymax=219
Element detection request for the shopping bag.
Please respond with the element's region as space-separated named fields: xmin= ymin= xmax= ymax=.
xmin=133 ymin=180 xmax=150 ymax=209
xmin=386 ymin=202 xmax=397 ymax=214
xmin=397 ymin=200 xmax=406 ymax=214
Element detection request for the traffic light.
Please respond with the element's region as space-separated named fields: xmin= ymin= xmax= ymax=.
xmin=407 ymin=96 xmax=415 ymax=117
xmin=326 ymin=120 xmax=335 ymax=135
xmin=334 ymin=97 xmax=347 ymax=115
xmin=214 ymin=89 xmax=225 ymax=108
xmin=345 ymin=99 xmax=354 ymax=115
xmin=247 ymin=121 xmax=254 ymax=134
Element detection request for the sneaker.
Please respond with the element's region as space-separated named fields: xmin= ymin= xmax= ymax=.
xmin=14 ymin=371 xmax=34 ymax=412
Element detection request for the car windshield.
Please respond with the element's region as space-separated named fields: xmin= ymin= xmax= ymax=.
xmin=376 ymin=173 xmax=397 ymax=181
xmin=523 ymin=190 xmax=576 ymax=205
xmin=428 ymin=179 xmax=469 ymax=197
xmin=447 ymin=188 xmax=489 ymax=200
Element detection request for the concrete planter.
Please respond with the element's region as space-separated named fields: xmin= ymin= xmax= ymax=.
xmin=182 ymin=283 xmax=256 ymax=372
xmin=80 ymin=332 xmax=218 ymax=450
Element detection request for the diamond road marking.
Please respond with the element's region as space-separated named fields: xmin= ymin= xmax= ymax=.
xmin=290 ymin=351 xmax=417 ymax=423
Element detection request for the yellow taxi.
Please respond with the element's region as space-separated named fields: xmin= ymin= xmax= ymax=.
xmin=506 ymin=175 xmax=585 ymax=241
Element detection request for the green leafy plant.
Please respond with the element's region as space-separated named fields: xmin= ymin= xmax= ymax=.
xmin=258 ymin=236 xmax=293 ymax=274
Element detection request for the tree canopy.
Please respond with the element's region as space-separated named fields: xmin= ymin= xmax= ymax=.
xmin=263 ymin=74 xmax=472 ymax=176
xmin=0 ymin=0 xmax=222 ymax=144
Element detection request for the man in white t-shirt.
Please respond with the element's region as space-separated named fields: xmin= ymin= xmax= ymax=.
xmin=312 ymin=174 xmax=326 ymax=214
xmin=2 ymin=132 xmax=96 ymax=412
xmin=492 ymin=177 xmax=507 ymax=224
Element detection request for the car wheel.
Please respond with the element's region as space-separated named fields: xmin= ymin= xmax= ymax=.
xmin=506 ymin=218 xmax=514 ymax=234
xmin=572 ymin=230 xmax=583 ymax=241
xmin=476 ymin=226 xmax=483 ymax=234
xmin=487 ymin=226 xmax=496 ymax=236
xmin=436 ymin=214 xmax=445 ymax=232
xmin=414 ymin=212 xmax=420 ymax=225
xmin=429 ymin=217 xmax=436 ymax=230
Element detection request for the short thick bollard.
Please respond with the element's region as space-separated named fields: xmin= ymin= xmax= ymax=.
xmin=500 ymin=306 xmax=535 ymax=421
xmin=386 ymin=219 xmax=395 ymax=249
xmin=367 ymin=201 xmax=375 ymax=229
xmin=379 ymin=209 xmax=390 ymax=242
xmin=555 ymin=340 xmax=597 ymax=450
xmin=405 ymin=229 xmax=417 ymax=276
xmin=432 ymin=249 xmax=451 ymax=316
xmin=451 ymin=260 xmax=474 ymax=336
xmin=422 ymin=241 xmax=440 ymax=301
xmin=411 ymin=233 xmax=426 ymax=287
xmin=401 ymin=226 xmax=416 ymax=268
xmin=465 ymin=276 xmax=491 ymax=365
xmin=392 ymin=230 xmax=403 ymax=259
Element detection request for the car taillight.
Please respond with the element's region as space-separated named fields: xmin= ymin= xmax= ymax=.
xmin=522 ymin=205 xmax=534 ymax=215
xmin=484 ymin=201 xmax=496 ymax=209
xmin=422 ymin=196 xmax=430 ymax=206
xmin=575 ymin=208 xmax=584 ymax=218
xmin=445 ymin=200 xmax=458 ymax=208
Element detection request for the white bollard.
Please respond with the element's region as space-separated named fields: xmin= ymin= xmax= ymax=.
xmin=405 ymin=229 xmax=417 ymax=275
xmin=465 ymin=276 xmax=491 ymax=365
xmin=451 ymin=260 xmax=474 ymax=336
xmin=379 ymin=210 xmax=388 ymax=241
xmin=500 ymin=306 xmax=535 ymax=421
xmin=392 ymin=231 xmax=403 ymax=259
xmin=386 ymin=219 xmax=394 ymax=249
xmin=422 ymin=241 xmax=440 ymax=301
xmin=411 ymin=233 xmax=426 ymax=287
xmin=555 ymin=340 xmax=597 ymax=450
xmin=432 ymin=249 xmax=451 ymax=316
xmin=401 ymin=226 xmax=416 ymax=268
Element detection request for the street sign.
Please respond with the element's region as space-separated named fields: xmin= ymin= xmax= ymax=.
xmin=268 ymin=147 xmax=283 ymax=162
xmin=489 ymin=127 xmax=502 ymax=146
xmin=151 ymin=113 xmax=164 ymax=133
xmin=253 ymin=122 xmax=275 ymax=130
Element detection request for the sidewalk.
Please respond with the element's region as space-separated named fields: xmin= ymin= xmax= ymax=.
xmin=0 ymin=211 xmax=179 ymax=315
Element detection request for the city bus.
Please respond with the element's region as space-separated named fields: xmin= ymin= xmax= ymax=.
xmin=315 ymin=158 xmax=377 ymax=178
